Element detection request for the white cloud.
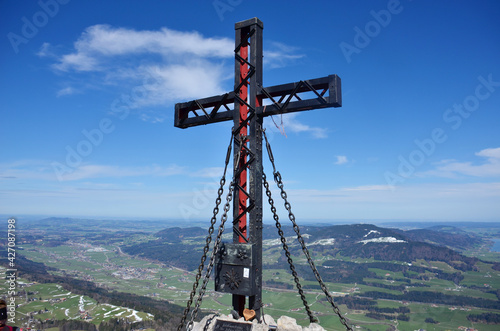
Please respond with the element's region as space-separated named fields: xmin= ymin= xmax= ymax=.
xmin=0 ymin=160 xmax=185 ymax=182
xmin=477 ymin=147 xmax=500 ymax=159
xmin=42 ymin=25 xmax=306 ymax=109
xmin=342 ymin=185 xmax=393 ymax=191
xmin=55 ymin=51 xmax=100 ymax=72
xmin=52 ymin=24 xmax=233 ymax=72
xmin=37 ymin=42 xmax=54 ymax=57
xmin=190 ymin=167 xmax=226 ymax=178
xmin=60 ymin=164 xmax=186 ymax=181
xmin=265 ymin=113 xmax=327 ymax=138
xmin=264 ymin=41 xmax=305 ymax=69
xmin=139 ymin=113 xmax=166 ymax=124
xmin=335 ymin=155 xmax=348 ymax=165
xmin=285 ymin=182 xmax=500 ymax=220
xmin=39 ymin=24 xmax=235 ymax=111
xmin=56 ymin=87 xmax=76 ymax=97
xmin=3 ymin=160 xmax=500 ymax=220
xmin=140 ymin=60 xmax=227 ymax=105
xmin=419 ymin=147 xmax=500 ymax=178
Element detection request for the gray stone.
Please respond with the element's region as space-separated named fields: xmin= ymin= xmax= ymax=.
xmin=262 ymin=314 xmax=276 ymax=327
xmin=193 ymin=314 xmax=327 ymax=331
xmin=277 ymin=316 xmax=302 ymax=331
xmin=303 ymin=323 xmax=326 ymax=331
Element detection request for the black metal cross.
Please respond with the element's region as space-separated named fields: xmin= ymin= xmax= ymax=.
xmin=175 ymin=17 xmax=341 ymax=319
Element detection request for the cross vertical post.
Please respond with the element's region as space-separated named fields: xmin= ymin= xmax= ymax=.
xmin=232 ymin=17 xmax=264 ymax=317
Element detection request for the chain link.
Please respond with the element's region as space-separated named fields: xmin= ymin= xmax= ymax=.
xmin=186 ymin=143 xmax=242 ymax=330
xmin=186 ymin=180 xmax=234 ymax=330
xmin=203 ymin=313 xmax=220 ymax=331
xmin=177 ymin=135 xmax=233 ymax=331
xmin=263 ymin=130 xmax=353 ymax=331
xmin=263 ymin=172 xmax=316 ymax=323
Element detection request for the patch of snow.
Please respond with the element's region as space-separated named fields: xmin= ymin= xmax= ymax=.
xmin=263 ymin=238 xmax=282 ymax=246
xmin=87 ymin=247 xmax=108 ymax=252
xmin=263 ymin=237 xmax=296 ymax=246
xmin=363 ymin=230 xmax=381 ymax=238
xmin=79 ymin=296 xmax=85 ymax=312
xmin=127 ymin=308 xmax=142 ymax=322
xmin=54 ymin=292 xmax=72 ymax=297
xmin=309 ymin=238 xmax=335 ymax=246
xmin=104 ymin=307 xmax=121 ymax=317
xmin=358 ymin=237 xmax=406 ymax=244
xmin=102 ymin=303 xmax=118 ymax=309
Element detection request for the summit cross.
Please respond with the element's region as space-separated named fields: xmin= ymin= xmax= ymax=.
xmin=174 ymin=17 xmax=342 ymax=319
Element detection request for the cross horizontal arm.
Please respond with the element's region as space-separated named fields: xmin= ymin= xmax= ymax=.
xmin=174 ymin=74 xmax=341 ymax=129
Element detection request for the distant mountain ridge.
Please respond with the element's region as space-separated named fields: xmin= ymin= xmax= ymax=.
xmin=393 ymin=226 xmax=481 ymax=251
xmin=122 ymin=223 xmax=483 ymax=272
xmin=155 ymin=227 xmax=207 ymax=242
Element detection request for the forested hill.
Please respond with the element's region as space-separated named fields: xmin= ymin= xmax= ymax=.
xmin=392 ymin=226 xmax=482 ymax=251
xmin=155 ymin=226 xmax=207 ymax=242
xmin=122 ymin=223 xmax=485 ymax=272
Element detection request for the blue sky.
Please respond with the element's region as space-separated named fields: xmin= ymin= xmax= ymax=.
xmin=1 ymin=0 xmax=499 ymax=222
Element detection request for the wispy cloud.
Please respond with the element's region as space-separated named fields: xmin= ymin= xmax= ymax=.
xmin=41 ymin=25 xmax=306 ymax=112
xmin=37 ymin=42 xmax=55 ymax=57
xmin=56 ymin=86 xmax=77 ymax=97
xmin=38 ymin=24 xmax=234 ymax=112
xmin=265 ymin=113 xmax=328 ymax=139
xmin=51 ymin=24 xmax=233 ymax=72
xmin=335 ymin=155 xmax=348 ymax=165
xmin=0 ymin=160 xmax=185 ymax=182
xmin=342 ymin=185 xmax=392 ymax=191
xmin=189 ymin=167 xmax=226 ymax=178
xmin=286 ymin=182 xmax=500 ymax=220
xmin=264 ymin=41 xmax=305 ymax=69
xmin=282 ymin=113 xmax=328 ymax=138
xmin=60 ymin=164 xmax=186 ymax=181
xmin=418 ymin=147 xmax=500 ymax=178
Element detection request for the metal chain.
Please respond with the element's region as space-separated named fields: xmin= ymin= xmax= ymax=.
xmin=186 ymin=180 xmax=234 ymax=330
xmin=177 ymin=135 xmax=233 ymax=331
xmin=263 ymin=130 xmax=353 ymax=331
xmin=203 ymin=313 xmax=220 ymax=331
xmin=186 ymin=145 xmax=242 ymax=330
xmin=263 ymin=172 xmax=316 ymax=323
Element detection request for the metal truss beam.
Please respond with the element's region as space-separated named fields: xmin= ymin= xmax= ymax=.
xmin=174 ymin=75 xmax=341 ymax=129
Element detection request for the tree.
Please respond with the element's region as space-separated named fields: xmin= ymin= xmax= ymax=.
xmin=425 ymin=317 xmax=438 ymax=324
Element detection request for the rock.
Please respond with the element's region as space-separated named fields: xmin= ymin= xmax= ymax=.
xmin=251 ymin=319 xmax=268 ymax=331
xmin=262 ymin=314 xmax=276 ymax=327
xmin=277 ymin=316 xmax=302 ymax=331
xmin=194 ymin=313 xmax=326 ymax=331
xmin=303 ymin=323 xmax=326 ymax=331
xmin=192 ymin=314 xmax=224 ymax=331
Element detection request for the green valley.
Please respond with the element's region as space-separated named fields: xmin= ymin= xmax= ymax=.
xmin=1 ymin=218 xmax=500 ymax=330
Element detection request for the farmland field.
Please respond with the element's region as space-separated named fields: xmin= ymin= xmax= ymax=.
xmin=1 ymin=218 xmax=500 ymax=330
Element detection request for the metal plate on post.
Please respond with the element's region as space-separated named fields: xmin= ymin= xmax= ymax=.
xmin=215 ymin=243 xmax=257 ymax=296
xmin=213 ymin=319 xmax=253 ymax=331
